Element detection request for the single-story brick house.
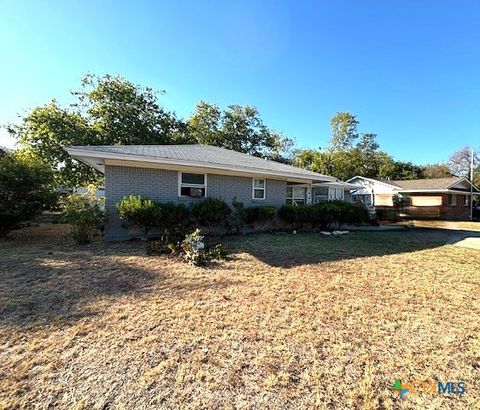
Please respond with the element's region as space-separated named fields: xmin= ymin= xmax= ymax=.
xmin=347 ymin=175 xmax=479 ymax=220
xmin=65 ymin=145 xmax=355 ymax=240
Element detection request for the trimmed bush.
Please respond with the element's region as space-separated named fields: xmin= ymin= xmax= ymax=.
xmin=117 ymin=195 xmax=162 ymax=239
xmin=279 ymin=201 xmax=368 ymax=230
xmin=242 ymin=205 xmax=276 ymax=225
xmin=157 ymin=202 xmax=190 ymax=230
xmin=278 ymin=204 xmax=311 ymax=229
xmin=191 ymin=197 xmax=231 ymax=233
xmin=310 ymin=202 xmax=336 ymax=230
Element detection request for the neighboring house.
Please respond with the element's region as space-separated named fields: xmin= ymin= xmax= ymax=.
xmin=65 ymin=144 xmax=352 ymax=240
xmin=347 ymin=175 xmax=479 ymax=220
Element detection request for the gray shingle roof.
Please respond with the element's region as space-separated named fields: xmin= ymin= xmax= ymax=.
xmin=391 ymin=177 xmax=466 ymax=190
xmin=66 ymin=144 xmax=336 ymax=181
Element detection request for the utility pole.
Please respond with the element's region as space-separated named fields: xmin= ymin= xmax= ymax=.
xmin=470 ymin=147 xmax=474 ymax=221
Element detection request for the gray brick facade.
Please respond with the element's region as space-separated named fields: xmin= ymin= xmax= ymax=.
xmin=104 ymin=165 xmax=287 ymax=240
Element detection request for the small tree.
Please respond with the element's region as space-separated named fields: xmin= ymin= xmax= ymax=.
xmin=191 ymin=198 xmax=231 ymax=234
xmin=0 ymin=152 xmax=57 ymax=237
xmin=61 ymin=190 xmax=104 ymax=244
xmin=116 ymin=195 xmax=162 ymax=240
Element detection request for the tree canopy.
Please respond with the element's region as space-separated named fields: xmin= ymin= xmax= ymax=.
xmin=294 ymin=113 xmax=425 ymax=181
xmin=187 ymin=101 xmax=293 ymax=160
xmin=9 ymin=76 xmax=293 ymax=187
xmin=6 ymin=73 xmax=477 ymax=188
xmin=0 ymin=150 xmax=57 ymax=235
xmin=9 ymin=74 xmax=187 ymax=187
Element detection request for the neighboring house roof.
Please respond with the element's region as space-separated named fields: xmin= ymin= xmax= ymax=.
xmin=347 ymin=175 xmax=479 ymax=193
xmin=65 ymin=144 xmax=337 ymax=183
xmin=391 ymin=177 xmax=466 ymax=191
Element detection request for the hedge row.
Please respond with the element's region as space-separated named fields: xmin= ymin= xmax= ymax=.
xmin=116 ymin=195 xmax=368 ymax=237
xmin=278 ymin=201 xmax=369 ymax=230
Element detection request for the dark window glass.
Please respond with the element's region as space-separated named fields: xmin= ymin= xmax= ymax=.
xmin=181 ymin=173 xmax=205 ymax=185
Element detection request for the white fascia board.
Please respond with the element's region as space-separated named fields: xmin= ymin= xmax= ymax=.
xmin=65 ymin=147 xmax=336 ymax=183
xmin=346 ymin=175 xmax=399 ymax=189
xmin=447 ymin=177 xmax=480 ymax=192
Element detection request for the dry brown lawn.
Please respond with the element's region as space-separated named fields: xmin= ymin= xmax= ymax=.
xmin=0 ymin=224 xmax=479 ymax=409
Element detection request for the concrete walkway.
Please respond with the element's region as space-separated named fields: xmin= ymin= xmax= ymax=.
xmin=452 ymin=236 xmax=480 ymax=250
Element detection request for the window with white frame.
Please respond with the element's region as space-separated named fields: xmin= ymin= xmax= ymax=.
xmin=327 ymin=187 xmax=344 ymax=201
xmin=312 ymin=187 xmax=329 ymax=203
xmin=464 ymin=195 xmax=469 ymax=206
xmin=252 ymin=178 xmax=266 ymax=199
xmin=447 ymin=194 xmax=456 ymax=206
xmin=286 ymin=186 xmax=306 ymax=205
xmin=334 ymin=188 xmax=344 ymax=200
xmin=179 ymin=172 xmax=206 ymax=197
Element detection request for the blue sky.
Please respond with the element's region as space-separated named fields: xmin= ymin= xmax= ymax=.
xmin=0 ymin=0 xmax=479 ymax=164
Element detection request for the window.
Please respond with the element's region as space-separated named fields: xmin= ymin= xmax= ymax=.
xmin=312 ymin=187 xmax=329 ymax=203
xmin=464 ymin=195 xmax=469 ymax=207
xmin=179 ymin=172 xmax=206 ymax=197
xmin=447 ymin=194 xmax=456 ymax=206
xmin=286 ymin=186 xmax=306 ymax=205
xmin=252 ymin=178 xmax=266 ymax=199
xmin=334 ymin=188 xmax=344 ymax=200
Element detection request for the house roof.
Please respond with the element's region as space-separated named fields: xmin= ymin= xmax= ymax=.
xmin=65 ymin=144 xmax=337 ymax=183
xmin=390 ymin=177 xmax=466 ymax=190
xmin=347 ymin=175 xmax=479 ymax=193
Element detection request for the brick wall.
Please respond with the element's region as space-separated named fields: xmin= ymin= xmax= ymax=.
xmin=104 ymin=165 xmax=287 ymax=240
xmin=400 ymin=192 xmax=470 ymax=220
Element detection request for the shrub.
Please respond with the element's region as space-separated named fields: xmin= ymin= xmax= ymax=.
xmin=328 ymin=200 xmax=369 ymax=228
xmin=116 ymin=195 xmax=162 ymax=239
xmin=226 ymin=198 xmax=245 ymax=234
xmin=180 ymin=229 xmax=226 ymax=266
xmin=158 ymin=202 xmax=189 ymax=230
xmin=242 ymin=205 xmax=276 ymax=229
xmin=191 ymin=197 xmax=231 ymax=233
xmin=279 ymin=201 xmax=369 ymax=230
xmin=61 ymin=191 xmax=105 ymax=244
xmin=278 ymin=204 xmax=311 ymax=229
xmin=310 ymin=202 xmax=336 ymax=230
xmin=0 ymin=152 xmax=58 ymax=236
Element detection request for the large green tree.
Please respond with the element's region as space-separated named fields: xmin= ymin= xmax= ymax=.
xmin=294 ymin=113 xmax=426 ymax=181
xmin=187 ymin=101 xmax=293 ymax=160
xmin=0 ymin=151 xmax=57 ymax=236
xmin=330 ymin=112 xmax=359 ymax=150
xmin=9 ymin=74 xmax=187 ymax=187
xmin=423 ymin=163 xmax=452 ymax=178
